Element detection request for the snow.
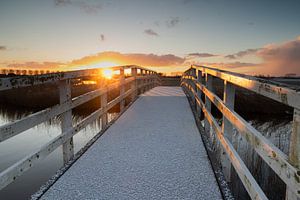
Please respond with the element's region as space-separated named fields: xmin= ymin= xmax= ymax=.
xmin=40 ymin=87 xmax=222 ymax=200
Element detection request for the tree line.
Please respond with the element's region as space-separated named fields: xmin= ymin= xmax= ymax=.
xmin=0 ymin=69 xmax=60 ymax=75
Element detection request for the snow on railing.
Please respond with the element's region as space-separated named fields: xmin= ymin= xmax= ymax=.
xmin=181 ymin=65 xmax=300 ymax=200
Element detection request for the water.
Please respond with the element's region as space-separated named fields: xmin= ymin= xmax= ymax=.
xmin=0 ymin=106 xmax=117 ymax=200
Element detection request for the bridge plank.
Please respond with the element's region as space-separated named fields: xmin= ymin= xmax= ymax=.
xmin=40 ymin=87 xmax=222 ymax=200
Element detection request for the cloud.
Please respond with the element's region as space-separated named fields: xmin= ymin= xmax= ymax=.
xmin=225 ymin=48 xmax=260 ymax=59
xmin=78 ymin=2 xmax=102 ymax=14
xmin=222 ymin=36 xmax=300 ymax=75
xmin=55 ymin=0 xmax=71 ymax=6
xmin=186 ymin=53 xmax=218 ymax=58
xmin=217 ymin=62 xmax=258 ymax=68
xmin=166 ymin=17 xmax=180 ymax=28
xmin=71 ymin=51 xmax=185 ymax=67
xmin=2 ymin=51 xmax=256 ymax=72
xmin=256 ymin=36 xmax=300 ymax=75
xmin=6 ymin=62 xmax=66 ymax=70
xmin=1 ymin=52 xmax=185 ymax=70
xmin=183 ymin=60 xmax=261 ymax=75
xmin=70 ymin=52 xmax=259 ymax=71
xmin=224 ymin=54 xmax=236 ymax=59
xmin=0 ymin=46 xmax=7 ymax=51
xmin=100 ymin=34 xmax=105 ymax=41
xmin=185 ymin=60 xmax=258 ymax=68
xmin=144 ymin=29 xmax=159 ymax=36
xmin=55 ymin=0 xmax=102 ymax=14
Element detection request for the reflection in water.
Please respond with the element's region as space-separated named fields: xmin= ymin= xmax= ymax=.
xmin=0 ymin=105 xmax=117 ymax=200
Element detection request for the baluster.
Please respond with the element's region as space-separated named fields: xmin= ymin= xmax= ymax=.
xmin=59 ymin=79 xmax=74 ymax=164
xmin=131 ymin=67 xmax=137 ymax=102
xmin=140 ymin=69 xmax=144 ymax=94
xmin=148 ymin=71 xmax=151 ymax=90
xmin=146 ymin=70 xmax=150 ymax=91
xmin=145 ymin=70 xmax=148 ymax=92
xmin=120 ymin=67 xmax=125 ymax=112
xmin=191 ymin=68 xmax=196 ymax=106
xmin=221 ymin=80 xmax=235 ymax=183
xmin=152 ymin=71 xmax=155 ymax=88
xmin=286 ymin=108 xmax=300 ymax=200
xmin=196 ymin=69 xmax=203 ymax=116
xmin=101 ymin=86 xmax=108 ymax=129
xmin=204 ymin=73 xmax=213 ymax=135
xmin=149 ymin=71 xmax=152 ymax=89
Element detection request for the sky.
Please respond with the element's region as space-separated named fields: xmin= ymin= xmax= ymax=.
xmin=0 ymin=0 xmax=300 ymax=75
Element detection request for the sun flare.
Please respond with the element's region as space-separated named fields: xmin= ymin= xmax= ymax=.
xmin=102 ymin=69 xmax=113 ymax=79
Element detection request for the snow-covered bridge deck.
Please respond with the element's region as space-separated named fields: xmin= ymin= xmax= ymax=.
xmin=41 ymin=87 xmax=222 ymax=200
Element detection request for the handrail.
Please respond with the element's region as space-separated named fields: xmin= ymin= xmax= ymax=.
xmin=183 ymin=82 xmax=267 ymax=200
xmin=181 ymin=65 xmax=300 ymax=200
xmin=0 ymin=65 xmax=158 ymax=91
xmin=190 ymin=65 xmax=300 ymax=110
xmin=0 ymin=65 xmax=160 ymax=191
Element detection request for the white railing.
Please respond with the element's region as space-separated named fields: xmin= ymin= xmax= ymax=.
xmin=0 ymin=65 xmax=160 ymax=191
xmin=181 ymin=65 xmax=300 ymax=200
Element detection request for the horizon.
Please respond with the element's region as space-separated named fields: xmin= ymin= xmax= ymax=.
xmin=1 ymin=0 xmax=300 ymax=76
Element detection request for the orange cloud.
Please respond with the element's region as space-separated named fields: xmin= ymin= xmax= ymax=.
xmin=70 ymin=51 xmax=184 ymax=67
xmin=256 ymin=36 xmax=300 ymax=75
xmin=6 ymin=61 xmax=66 ymax=70
xmin=1 ymin=52 xmax=186 ymax=72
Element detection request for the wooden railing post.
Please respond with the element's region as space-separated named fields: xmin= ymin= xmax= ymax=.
xmin=221 ymin=80 xmax=235 ymax=183
xmin=148 ymin=71 xmax=151 ymax=90
xmin=204 ymin=73 xmax=213 ymax=134
xmin=139 ymin=69 xmax=143 ymax=94
xmin=153 ymin=72 xmax=156 ymax=88
xmin=286 ymin=108 xmax=300 ymax=200
xmin=149 ymin=71 xmax=151 ymax=90
xmin=59 ymin=79 xmax=74 ymax=164
xmin=101 ymin=86 xmax=108 ymax=130
xmin=131 ymin=67 xmax=137 ymax=102
xmin=145 ymin=70 xmax=148 ymax=91
xmin=119 ymin=67 xmax=125 ymax=112
xmin=196 ymin=69 xmax=203 ymax=116
xmin=149 ymin=71 xmax=152 ymax=89
xmin=191 ymin=68 xmax=196 ymax=106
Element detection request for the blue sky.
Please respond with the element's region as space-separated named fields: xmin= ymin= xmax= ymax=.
xmin=1 ymin=0 xmax=300 ymax=75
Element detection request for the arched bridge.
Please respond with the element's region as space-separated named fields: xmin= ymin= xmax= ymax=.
xmin=0 ymin=65 xmax=299 ymax=200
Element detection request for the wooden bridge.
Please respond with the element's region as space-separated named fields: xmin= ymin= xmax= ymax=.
xmin=0 ymin=65 xmax=299 ymax=199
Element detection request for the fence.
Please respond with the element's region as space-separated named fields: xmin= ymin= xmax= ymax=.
xmin=181 ymin=65 xmax=300 ymax=200
xmin=0 ymin=65 xmax=160 ymax=191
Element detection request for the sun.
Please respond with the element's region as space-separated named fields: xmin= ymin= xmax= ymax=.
xmin=102 ymin=69 xmax=113 ymax=79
